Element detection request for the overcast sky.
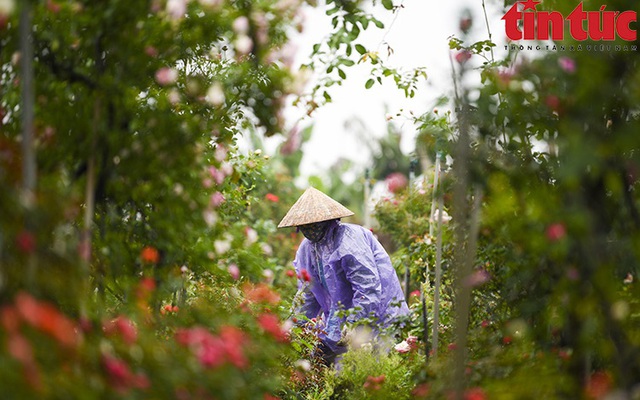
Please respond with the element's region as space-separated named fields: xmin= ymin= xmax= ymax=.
xmin=271 ymin=0 xmax=507 ymax=180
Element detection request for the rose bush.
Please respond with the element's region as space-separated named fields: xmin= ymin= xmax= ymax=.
xmin=3 ymin=0 xmax=640 ymax=398
xmin=0 ymin=279 xmax=295 ymax=399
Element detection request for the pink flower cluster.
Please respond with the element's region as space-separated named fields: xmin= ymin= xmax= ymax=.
xmin=1 ymin=292 xmax=82 ymax=389
xmin=546 ymin=222 xmax=566 ymax=241
xmin=394 ymin=335 xmax=419 ymax=354
xmin=228 ymin=263 xmax=240 ymax=280
xmin=204 ymin=162 xmax=234 ymax=188
xmin=102 ymin=354 xmax=150 ymax=394
xmin=210 ymin=191 xmax=225 ymax=208
xmin=455 ymin=50 xmax=472 ymax=64
xmin=385 ymin=172 xmax=408 ymax=194
xmin=558 ymin=57 xmax=576 ymax=74
xmin=175 ymin=325 xmax=248 ymax=369
xmin=257 ymin=313 xmax=288 ymax=343
xmin=155 ymin=67 xmax=178 ymax=86
xmin=464 ymin=269 xmax=490 ymax=288
xmin=243 ymin=282 xmax=281 ymax=305
xmin=103 ymin=315 xmax=138 ymax=345
xmin=12 ymin=292 xmax=80 ymax=349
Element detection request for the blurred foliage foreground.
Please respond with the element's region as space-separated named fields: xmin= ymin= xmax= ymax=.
xmin=2 ymin=0 xmax=640 ymax=399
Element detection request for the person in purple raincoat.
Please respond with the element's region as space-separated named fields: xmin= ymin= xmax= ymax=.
xmin=278 ymin=187 xmax=409 ymax=365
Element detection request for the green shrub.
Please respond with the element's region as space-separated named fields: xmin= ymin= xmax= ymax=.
xmin=312 ymin=346 xmax=423 ymax=400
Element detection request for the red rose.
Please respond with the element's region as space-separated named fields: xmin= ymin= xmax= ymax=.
xmin=464 ymin=387 xmax=486 ymax=400
xmin=298 ymin=269 xmax=311 ymax=282
xmin=257 ymin=313 xmax=288 ymax=342
xmin=455 ymin=50 xmax=472 ymax=64
xmin=16 ymin=231 xmax=36 ymax=254
xmin=545 ymin=95 xmax=561 ymax=112
xmin=546 ymin=223 xmax=566 ymax=241
xmin=140 ymin=246 xmax=159 ymax=264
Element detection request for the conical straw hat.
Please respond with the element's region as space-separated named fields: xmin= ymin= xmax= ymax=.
xmin=277 ymin=187 xmax=354 ymax=228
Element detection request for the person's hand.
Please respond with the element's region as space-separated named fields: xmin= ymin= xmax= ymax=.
xmin=337 ymin=324 xmax=353 ymax=346
xmin=339 ymin=325 xmax=373 ymax=349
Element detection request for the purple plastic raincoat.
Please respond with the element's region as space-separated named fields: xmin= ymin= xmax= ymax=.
xmin=293 ymin=220 xmax=409 ymax=354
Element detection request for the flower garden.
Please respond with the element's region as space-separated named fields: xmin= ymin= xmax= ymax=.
xmin=1 ymin=0 xmax=639 ymax=399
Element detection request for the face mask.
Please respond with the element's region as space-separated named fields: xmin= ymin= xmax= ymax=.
xmin=298 ymin=221 xmax=331 ymax=242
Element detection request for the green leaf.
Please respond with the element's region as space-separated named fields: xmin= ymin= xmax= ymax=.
xmin=365 ymin=78 xmax=375 ymax=89
xmin=381 ymin=0 xmax=394 ymax=10
xmin=350 ymin=25 xmax=361 ymax=40
xmin=373 ymin=19 xmax=384 ymax=29
xmin=342 ymin=59 xmax=355 ymax=67
xmin=355 ymin=44 xmax=367 ymax=55
xmin=448 ymin=37 xmax=464 ymax=50
xmin=338 ymin=69 xmax=346 ymax=79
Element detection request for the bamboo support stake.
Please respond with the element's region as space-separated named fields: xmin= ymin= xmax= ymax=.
xmin=19 ymin=2 xmax=35 ymax=198
xmin=19 ymin=1 xmax=37 ymax=287
xmin=422 ymin=293 xmax=429 ymax=356
xmin=430 ymin=152 xmax=444 ymax=356
xmin=429 ymin=153 xmax=441 ymax=237
xmin=432 ymin=189 xmax=444 ymax=356
xmin=80 ymin=99 xmax=99 ymax=272
xmin=447 ymin=46 xmax=481 ymax=398
xmin=404 ymin=159 xmax=417 ymax=302
xmin=363 ymin=168 xmax=371 ymax=229
xmin=423 ymin=152 xmax=442 ymax=357
xmin=450 ymin=115 xmax=470 ymax=399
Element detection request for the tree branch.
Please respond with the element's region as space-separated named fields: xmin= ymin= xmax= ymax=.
xmin=35 ymin=39 xmax=98 ymax=89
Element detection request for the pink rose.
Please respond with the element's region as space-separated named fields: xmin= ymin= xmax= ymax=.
xmin=155 ymin=67 xmax=178 ymax=86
